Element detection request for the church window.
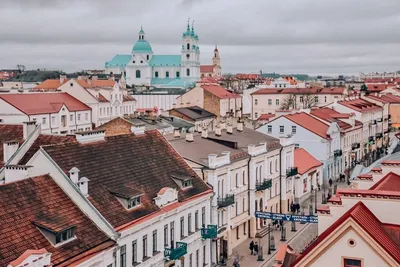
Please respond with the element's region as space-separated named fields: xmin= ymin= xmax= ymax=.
xmin=176 ymin=71 xmax=180 ymax=78
xmin=155 ymin=71 xmax=159 ymax=78
xmin=146 ymin=55 xmax=149 ymax=60
xmin=215 ymin=52 xmax=217 ymax=58
xmin=166 ymin=71 xmax=170 ymax=78
xmin=136 ymin=70 xmax=141 ymax=78
xmin=140 ymin=60 xmax=143 ymax=63
xmin=132 ymin=61 xmax=135 ymax=64
xmin=186 ymin=68 xmax=190 ymax=76
xmin=186 ymin=54 xmax=190 ymax=59
xmin=187 ymin=43 xmax=190 ymax=50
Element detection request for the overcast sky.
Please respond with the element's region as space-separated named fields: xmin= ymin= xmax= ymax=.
xmin=1 ymin=0 xmax=399 ymax=75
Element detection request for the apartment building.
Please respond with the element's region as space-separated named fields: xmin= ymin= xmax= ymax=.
xmin=168 ymin=123 xmax=295 ymax=264
xmin=251 ymin=87 xmax=347 ymax=119
xmin=258 ymin=112 xmax=342 ymax=182
xmin=27 ymin=128 xmax=213 ymax=267
xmin=0 ymin=93 xmax=92 ymax=134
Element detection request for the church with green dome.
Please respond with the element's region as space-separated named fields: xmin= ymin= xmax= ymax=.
xmin=105 ymin=21 xmax=201 ymax=89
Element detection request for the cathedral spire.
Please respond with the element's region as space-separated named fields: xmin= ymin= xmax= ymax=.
xmin=187 ymin=18 xmax=191 ymax=33
xmin=191 ymin=20 xmax=195 ymax=34
xmin=138 ymin=25 xmax=145 ymax=40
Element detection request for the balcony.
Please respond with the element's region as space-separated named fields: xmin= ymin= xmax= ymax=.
xmin=334 ymin=149 xmax=342 ymax=157
xmin=370 ymin=120 xmax=377 ymax=125
xmin=368 ymin=136 xmax=375 ymax=142
xmin=286 ymin=167 xmax=298 ymax=177
xmin=201 ymin=225 xmax=217 ymax=239
xmin=375 ymin=132 xmax=383 ymax=139
xmin=377 ymin=118 xmax=383 ymax=123
xmin=352 ymin=142 xmax=360 ymax=150
xmin=255 ymin=179 xmax=272 ymax=191
xmin=164 ymin=242 xmax=187 ymax=260
xmin=217 ymin=194 xmax=235 ymax=208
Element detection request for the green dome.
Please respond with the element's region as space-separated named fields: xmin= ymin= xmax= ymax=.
xmin=132 ymin=40 xmax=153 ymax=53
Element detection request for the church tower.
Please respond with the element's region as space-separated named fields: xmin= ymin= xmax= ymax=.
xmin=212 ymin=45 xmax=221 ymax=77
xmin=181 ymin=20 xmax=200 ymax=84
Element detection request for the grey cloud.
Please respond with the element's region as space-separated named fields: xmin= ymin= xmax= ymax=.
xmin=1 ymin=0 xmax=399 ymax=74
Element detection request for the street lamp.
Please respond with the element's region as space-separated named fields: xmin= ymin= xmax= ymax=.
xmin=268 ymin=223 xmax=271 ymax=255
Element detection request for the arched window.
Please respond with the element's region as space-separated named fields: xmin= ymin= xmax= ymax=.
xmin=146 ymin=55 xmax=149 ymax=60
xmin=270 ymin=161 xmax=272 ymax=174
xmin=135 ymin=70 xmax=141 ymax=78
xmin=166 ymin=71 xmax=169 ymax=78
xmin=236 ymin=173 xmax=239 ymax=187
xmin=187 ymin=43 xmax=190 ymax=50
xmin=259 ymin=166 xmax=262 ymax=180
xmin=217 ymin=180 xmax=220 ymax=198
xmin=155 ymin=71 xmax=159 ymax=78
xmin=255 ymin=166 xmax=259 ymax=182
xmin=275 ymin=159 xmax=278 ymax=172
xmin=243 ymin=170 xmax=246 ymax=185
xmin=186 ymin=68 xmax=190 ymax=76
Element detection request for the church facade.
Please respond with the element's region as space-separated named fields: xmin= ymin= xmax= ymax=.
xmin=200 ymin=46 xmax=222 ymax=78
xmin=105 ymin=22 xmax=201 ymax=89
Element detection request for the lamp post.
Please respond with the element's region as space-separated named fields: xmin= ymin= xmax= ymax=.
xmin=268 ymin=223 xmax=271 ymax=255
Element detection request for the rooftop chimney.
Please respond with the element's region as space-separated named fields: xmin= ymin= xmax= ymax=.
xmin=201 ymin=128 xmax=208 ymax=138
xmin=208 ymin=154 xmax=218 ymax=169
xmin=3 ymin=141 xmax=19 ymax=163
xmin=76 ymin=130 xmax=105 ymax=144
xmin=215 ymin=126 xmax=222 ymax=136
xmin=60 ymin=75 xmax=67 ymax=84
xmin=237 ymin=122 xmax=244 ymax=132
xmin=4 ymin=165 xmax=32 ymax=183
xmin=227 ymin=124 xmax=233 ymax=134
xmin=69 ymin=167 xmax=80 ymax=184
xmin=186 ymin=132 xmax=194 ymax=142
xmin=78 ymin=177 xmax=90 ymax=196
xmin=23 ymin=121 xmax=36 ymax=139
xmin=174 ymin=128 xmax=181 ymax=138
xmin=131 ymin=123 xmax=145 ymax=135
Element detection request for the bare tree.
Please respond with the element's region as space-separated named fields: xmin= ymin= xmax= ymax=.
xmin=301 ymin=94 xmax=317 ymax=108
xmin=280 ymin=94 xmax=296 ymax=110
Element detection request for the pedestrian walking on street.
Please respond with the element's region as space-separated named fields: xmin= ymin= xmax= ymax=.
xmin=254 ymin=242 xmax=259 ymax=255
xmin=249 ymin=241 xmax=254 ymax=255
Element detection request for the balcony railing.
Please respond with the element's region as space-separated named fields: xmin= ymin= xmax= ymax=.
xmin=370 ymin=120 xmax=377 ymax=125
xmin=351 ymin=142 xmax=360 ymax=150
xmin=377 ymin=118 xmax=383 ymax=123
xmin=334 ymin=149 xmax=342 ymax=157
xmin=368 ymin=136 xmax=375 ymax=142
xmin=201 ymin=225 xmax=217 ymax=239
xmin=286 ymin=167 xmax=298 ymax=177
xmin=255 ymin=179 xmax=272 ymax=191
xmin=164 ymin=242 xmax=188 ymax=260
xmin=375 ymin=132 xmax=383 ymax=139
xmin=217 ymin=194 xmax=235 ymax=208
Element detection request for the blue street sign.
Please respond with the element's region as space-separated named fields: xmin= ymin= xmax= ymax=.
xmin=255 ymin=211 xmax=318 ymax=223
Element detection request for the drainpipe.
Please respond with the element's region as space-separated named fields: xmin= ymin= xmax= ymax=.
xmin=279 ymin=146 xmax=283 ymax=213
xmin=246 ymin=155 xmax=252 ymax=218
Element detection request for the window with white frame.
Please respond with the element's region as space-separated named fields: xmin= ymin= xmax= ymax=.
xmin=42 ymin=117 xmax=46 ymax=125
xmin=279 ymin=125 xmax=284 ymax=133
xmin=127 ymin=196 xmax=141 ymax=209
xmin=292 ymin=126 xmax=297 ymax=134
xmin=267 ymin=125 xmax=272 ymax=133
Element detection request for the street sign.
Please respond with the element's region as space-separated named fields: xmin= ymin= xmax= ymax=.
xmin=255 ymin=211 xmax=318 ymax=223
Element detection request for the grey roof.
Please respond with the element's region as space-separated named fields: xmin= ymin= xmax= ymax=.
xmin=168 ymin=127 xmax=281 ymax=167
xmin=124 ymin=116 xmax=194 ymax=132
xmin=172 ymin=106 xmax=216 ymax=121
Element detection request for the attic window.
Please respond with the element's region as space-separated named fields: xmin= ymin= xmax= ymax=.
xmin=127 ymin=196 xmax=141 ymax=209
xmin=171 ymin=172 xmax=194 ymax=189
xmin=33 ymin=220 xmax=76 ymax=247
xmin=56 ymin=228 xmax=75 ymax=244
xmin=70 ymin=83 xmax=73 ymax=87
xmin=182 ymin=180 xmax=193 ymax=188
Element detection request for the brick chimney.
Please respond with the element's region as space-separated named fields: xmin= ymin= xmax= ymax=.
xmin=3 ymin=141 xmax=19 ymax=163
xmin=60 ymin=75 xmax=67 ymax=84
xmin=76 ymin=130 xmax=105 ymax=144
xmin=201 ymin=128 xmax=208 ymax=138
xmin=237 ymin=122 xmax=244 ymax=132
xmin=227 ymin=124 xmax=233 ymax=134
xmin=215 ymin=126 xmax=222 ymax=136
xmin=4 ymin=165 xmax=32 ymax=183
xmin=186 ymin=132 xmax=194 ymax=142
xmin=23 ymin=121 xmax=36 ymax=139
xmin=174 ymin=128 xmax=181 ymax=138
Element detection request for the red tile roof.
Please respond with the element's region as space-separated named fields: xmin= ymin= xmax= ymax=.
xmin=9 ymin=248 xmax=49 ymax=267
xmin=292 ymin=202 xmax=400 ymax=266
xmin=0 ymin=124 xmax=23 ymax=167
xmin=88 ymin=79 xmax=115 ymax=88
xmin=366 ymin=93 xmax=400 ymax=104
xmin=33 ymin=79 xmax=68 ymax=90
xmin=18 ymin=134 xmax=76 ymax=165
xmin=338 ymin=98 xmax=382 ymax=113
xmin=42 ymin=130 xmax=211 ymax=228
xmin=0 ymin=93 xmax=91 ymax=115
xmin=283 ymin=112 xmax=331 ymax=139
xmin=252 ymin=87 xmax=345 ymax=95
xmin=201 ymin=85 xmax=241 ymax=99
xmin=310 ymin=107 xmax=362 ymax=130
xmin=0 ymin=175 xmax=114 ymax=267
xmin=367 ymin=83 xmax=387 ymax=92
xmin=98 ymin=93 xmax=109 ymax=103
xmin=123 ymin=95 xmax=135 ymax=102
xmin=294 ymin=148 xmax=323 ymax=175
xmin=200 ymin=65 xmax=214 ymax=73
xmin=369 ymin=172 xmax=400 ymax=192
xmin=258 ymin=114 xmax=275 ymax=121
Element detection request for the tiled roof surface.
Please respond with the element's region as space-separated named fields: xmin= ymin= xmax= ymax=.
xmin=202 ymin=85 xmax=241 ymax=99
xmin=292 ymin=202 xmax=400 ymax=266
xmin=18 ymin=134 xmax=76 ymax=165
xmin=98 ymin=93 xmax=109 ymax=102
xmin=33 ymin=79 xmax=68 ymax=90
xmin=251 ymin=87 xmax=345 ymax=95
xmin=369 ymin=172 xmax=400 ymax=192
xmin=0 ymin=93 xmax=91 ymax=115
xmin=338 ymin=98 xmax=382 ymax=113
xmin=284 ymin=112 xmax=330 ymax=139
xmin=258 ymin=114 xmax=275 ymax=121
xmin=43 ymin=131 xmax=210 ymax=228
xmin=0 ymin=175 xmax=113 ymax=267
xmin=200 ymin=65 xmax=214 ymax=73
xmin=0 ymin=124 xmax=23 ymax=167
xmin=310 ymin=107 xmax=361 ymax=130
xmin=367 ymin=84 xmax=387 ymax=92
xmin=89 ymin=79 xmax=115 ymax=88
xmin=122 ymin=95 xmax=136 ymax=102
xmin=294 ymin=148 xmax=323 ymax=175
xmin=172 ymin=106 xmax=216 ymax=120
xmin=366 ymin=94 xmax=400 ymax=104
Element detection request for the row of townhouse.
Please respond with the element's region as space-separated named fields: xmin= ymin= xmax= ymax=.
xmin=0 ymin=122 xmax=213 ymax=267
xmin=250 ymin=87 xmax=348 ymax=119
xmin=274 ymin=160 xmax=400 ymax=267
xmin=87 ymin=116 xmax=324 ymax=264
xmin=258 ymin=95 xmax=392 ymax=182
xmin=32 ymin=75 xmax=137 ymax=126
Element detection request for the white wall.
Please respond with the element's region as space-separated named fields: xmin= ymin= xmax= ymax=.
xmin=133 ymin=94 xmax=182 ymax=111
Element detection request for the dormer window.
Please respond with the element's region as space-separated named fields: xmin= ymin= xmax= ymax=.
xmin=56 ymin=228 xmax=75 ymax=244
xmin=171 ymin=172 xmax=194 ymax=189
xmin=109 ymin=187 xmax=144 ymax=210
xmin=182 ymin=179 xmax=193 ymax=188
xmin=33 ymin=220 xmax=76 ymax=247
xmin=127 ymin=196 xmax=141 ymax=209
